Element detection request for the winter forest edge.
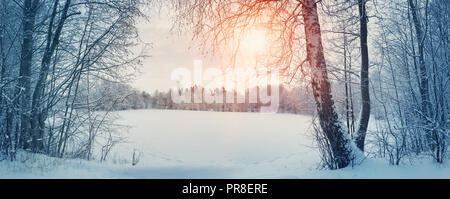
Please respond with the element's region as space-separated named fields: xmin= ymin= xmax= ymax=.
xmin=0 ymin=0 xmax=449 ymax=178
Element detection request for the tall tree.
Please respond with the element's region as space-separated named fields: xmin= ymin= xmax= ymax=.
xmin=408 ymin=0 xmax=431 ymax=121
xmin=18 ymin=0 xmax=39 ymax=151
xmin=0 ymin=0 xmax=149 ymax=160
xmin=355 ymin=0 xmax=371 ymax=151
xmin=30 ymin=0 xmax=72 ymax=152
xmin=172 ymin=0 xmax=358 ymax=168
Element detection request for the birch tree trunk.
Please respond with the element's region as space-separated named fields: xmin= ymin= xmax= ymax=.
xmin=302 ymin=0 xmax=353 ymax=168
xmin=408 ymin=0 xmax=431 ymax=120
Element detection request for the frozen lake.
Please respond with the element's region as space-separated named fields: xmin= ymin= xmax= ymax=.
xmin=2 ymin=109 xmax=449 ymax=179
xmin=110 ymin=109 xmax=319 ymax=178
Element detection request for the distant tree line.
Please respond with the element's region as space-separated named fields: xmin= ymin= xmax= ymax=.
xmin=170 ymin=0 xmax=449 ymax=169
xmin=98 ymin=81 xmax=317 ymax=115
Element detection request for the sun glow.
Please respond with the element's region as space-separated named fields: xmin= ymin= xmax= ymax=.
xmin=240 ymin=28 xmax=268 ymax=54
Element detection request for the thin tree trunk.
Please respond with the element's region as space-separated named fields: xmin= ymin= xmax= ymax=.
xmin=344 ymin=33 xmax=350 ymax=136
xmin=355 ymin=0 xmax=371 ymax=152
xmin=349 ymin=54 xmax=355 ymax=134
xmin=31 ymin=0 xmax=71 ymax=153
xmin=407 ymin=4 xmax=422 ymax=93
xmin=408 ymin=0 xmax=436 ymax=157
xmin=0 ymin=0 xmax=5 ymax=115
xmin=408 ymin=0 xmax=431 ymax=120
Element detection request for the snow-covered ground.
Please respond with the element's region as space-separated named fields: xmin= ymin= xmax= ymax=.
xmin=1 ymin=109 xmax=449 ymax=179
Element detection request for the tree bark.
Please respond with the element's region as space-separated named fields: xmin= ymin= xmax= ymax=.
xmin=355 ymin=0 xmax=371 ymax=152
xmin=31 ymin=0 xmax=71 ymax=153
xmin=408 ymin=0 xmax=436 ymax=158
xmin=18 ymin=0 xmax=39 ymax=150
xmin=301 ymin=0 xmax=353 ymax=168
xmin=408 ymin=0 xmax=431 ymax=119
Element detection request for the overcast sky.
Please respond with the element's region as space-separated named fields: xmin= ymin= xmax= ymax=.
xmin=130 ymin=9 xmax=203 ymax=93
xmin=131 ymin=7 xmax=270 ymax=94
